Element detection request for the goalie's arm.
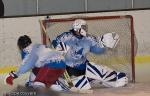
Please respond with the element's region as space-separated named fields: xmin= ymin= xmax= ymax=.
xmin=89 ymin=32 xmax=120 ymax=54
xmin=87 ymin=35 xmax=106 ymax=54
xmin=52 ymin=32 xmax=71 ymax=48
xmin=90 ymin=44 xmax=106 ymax=54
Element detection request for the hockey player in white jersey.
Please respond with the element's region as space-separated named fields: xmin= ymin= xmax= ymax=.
xmin=4 ymin=35 xmax=66 ymax=88
xmin=52 ymin=19 xmax=128 ymax=90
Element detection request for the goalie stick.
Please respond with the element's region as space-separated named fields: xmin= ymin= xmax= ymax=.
xmin=63 ymin=70 xmax=74 ymax=87
xmin=64 ymin=70 xmax=93 ymax=94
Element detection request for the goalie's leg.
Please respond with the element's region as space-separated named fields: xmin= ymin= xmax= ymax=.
xmin=71 ymin=75 xmax=91 ymax=90
xmin=50 ymin=77 xmax=74 ymax=92
xmin=86 ymin=62 xmax=128 ymax=87
xmin=51 ymin=75 xmax=92 ymax=93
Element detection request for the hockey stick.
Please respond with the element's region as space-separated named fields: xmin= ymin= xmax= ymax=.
xmin=64 ymin=70 xmax=74 ymax=87
xmin=58 ymin=43 xmax=80 ymax=91
xmin=64 ymin=70 xmax=93 ymax=94
xmin=39 ymin=19 xmax=52 ymax=48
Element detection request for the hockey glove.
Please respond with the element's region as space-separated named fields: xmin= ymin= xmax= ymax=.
xmin=5 ymin=71 xmax=18 ymax=85
xmin=98 ymin=32 xmax=120 ymax=48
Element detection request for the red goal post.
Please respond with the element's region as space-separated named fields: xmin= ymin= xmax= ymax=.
xmin=40 ymin=15 xmax=136 ymax=82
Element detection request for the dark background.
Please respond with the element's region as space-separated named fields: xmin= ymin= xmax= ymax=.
xmin=1 ymin=0 xmax=150 ymax=17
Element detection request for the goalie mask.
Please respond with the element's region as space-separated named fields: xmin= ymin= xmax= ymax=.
xmin=17 ymin=35 xmax=32 ymax=51
xmin=72 ymin=19 xmax=88 ymax=37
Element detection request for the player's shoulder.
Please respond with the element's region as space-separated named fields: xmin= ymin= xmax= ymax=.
xmin=23 ymin=44 xmax=34 ymax=53
xmin=56 ymin=31 xmax=73 ymax=41
xmin=32 ymin=44 xmax=43 ymax=48
xmin=29 ymin=44 xmax=46 ymax=52
xmin=59 ymin=32 xmax=72 ymax=36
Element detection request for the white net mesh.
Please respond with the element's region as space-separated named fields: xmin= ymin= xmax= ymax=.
xmin=41 ymin=15 xmax=135 ymax=82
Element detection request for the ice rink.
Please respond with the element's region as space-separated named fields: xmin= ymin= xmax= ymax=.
xmin=1 ymin=71 xmax=150 ymax=96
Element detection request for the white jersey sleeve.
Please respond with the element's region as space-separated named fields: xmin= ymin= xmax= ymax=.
xmin=16 ymin=44 xmax=39 ymax=76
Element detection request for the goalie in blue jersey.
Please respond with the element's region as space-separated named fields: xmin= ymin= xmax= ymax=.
xmin=52 ymin=19 xmax=128 ymax=90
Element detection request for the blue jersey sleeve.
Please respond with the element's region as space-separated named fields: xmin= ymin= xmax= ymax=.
xmin=90 ymin=45 xmax=106 ymax=54
xmin=52 ymin=32 xmax=71 ymax=48
xmin=87 ymin=35 xmax=106 ymax=54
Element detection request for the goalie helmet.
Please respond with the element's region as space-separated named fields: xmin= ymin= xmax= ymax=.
xmin=72 ymin=19 xmax=87 ymax=36
xmin=17 ymin=35 xmax=32 ymax=50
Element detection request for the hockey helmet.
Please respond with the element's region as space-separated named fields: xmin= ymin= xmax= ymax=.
xmin=72 ymin=19 xmax=88 ymax=36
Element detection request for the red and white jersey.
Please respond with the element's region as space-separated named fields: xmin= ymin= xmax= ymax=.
xmin=16 ymin=44 xmax=66 ymax=76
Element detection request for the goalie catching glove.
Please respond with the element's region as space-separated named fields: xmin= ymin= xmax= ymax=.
xmin=4 ymin=71 xmax=18 ymax=85
xmin=99 ymin=32 xmax=120 ymax=48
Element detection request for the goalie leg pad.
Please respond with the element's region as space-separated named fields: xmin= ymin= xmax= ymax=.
xmin=85 ymin=62 xmax=128 ymax=87
xmin=86 ymin=62 xmax=116 ymax=81
xmin=115 ymin=72 xmax=128 ymax=87
xmin=50 ymin=79 xmax=70 ymax=92
xmin=71 ymin=75 xmax=91 ymax=90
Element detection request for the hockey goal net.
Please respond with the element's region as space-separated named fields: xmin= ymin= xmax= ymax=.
xmin=40 ymin=15 xmax=136 ymax=82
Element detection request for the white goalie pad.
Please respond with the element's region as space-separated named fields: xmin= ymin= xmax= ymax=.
xmin=115 ymin=72 xmax=128 ymax=87
xmin=86 ymin=62 xmax=128 ymax=87
xmin=50 ymin=78 xmax=70 ymax=92
xmin=102 ymin=72 xmax=128 ymax=87
xmin=86 ymin=62 xmax=115 ymax=81
xmin=51 ymin=76 xmax=91 ymax=92
xmin=71 ymin=75 xmax=91 ymax=90
xmin=99 ymin=32 xmax=120 ymax=48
